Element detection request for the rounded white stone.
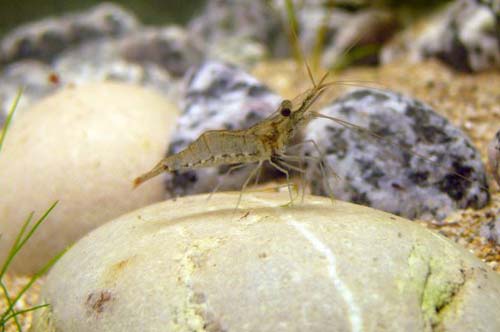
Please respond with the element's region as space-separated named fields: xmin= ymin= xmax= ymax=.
xmin=0 ymin=82 xmax=178 ymax=273
xmin=32 ymin=193 xmax=500 ymax=332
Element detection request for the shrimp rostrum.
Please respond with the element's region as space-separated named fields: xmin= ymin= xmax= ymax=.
xmin=133 ymin=72 xmax=334 ymax=205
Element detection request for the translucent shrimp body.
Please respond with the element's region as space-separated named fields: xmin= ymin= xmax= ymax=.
xmin=133 ymin=74 xmax=330 ymax=189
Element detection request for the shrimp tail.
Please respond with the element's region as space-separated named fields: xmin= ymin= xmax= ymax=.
xmin=133 ymin=159 xmax=168 ymax=189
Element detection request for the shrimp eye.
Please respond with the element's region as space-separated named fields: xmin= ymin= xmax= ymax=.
xmin=281 ymin=108 xmax=291 ymax=117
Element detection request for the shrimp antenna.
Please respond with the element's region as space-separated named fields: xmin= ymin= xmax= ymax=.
xmin=284 ymin=0 xmax=302 ymax=64
xmin=284 ymin=0 xmax=319 ymax=88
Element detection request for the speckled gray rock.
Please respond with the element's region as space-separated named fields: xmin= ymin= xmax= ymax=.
xmin=188 ymin=0 xmax=286 ymax=63
xmin=0 ymin=55 xmax=177 ymax=126
xmin=304 ymin=89 xmax=490 ymax=221
xmin=480 ymin=215 xmax=500 ymax=244
xmin=189 ymin=0 xmax=280 ymax=45
xmin=52 ymin=26 xmax=203 ymax=96
xmin=50 ymin=25 xmax=200 ymax=80
xmin=53 ymin=41 xmax=176 ymax=94
xmin=205 ymin=36 xmax=268 ymax=69
xmin=381 ymin=0 xmax=499 ymax=72
xmin=0 ymin=3 xmax=139 ymax=65
xmin=488 ymin=130 xmax=500 ymax=186
xmin=0 ymin=60 xmax=58 ymax=125
xmin=0 ymin=25 xmax=203 ymax=125
xmin=165 ymin=61 xmax=281 ymax=197
xmin=31 ymin=193 xmax=500 ymax=332
xmin=119 ymin=26 xmax=203 ymax=77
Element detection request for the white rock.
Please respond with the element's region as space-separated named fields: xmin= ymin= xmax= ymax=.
xmin=32 ymin=193 xmax=500 ymax=332
xmin=0 ymin=82 xmax=178 ymax=274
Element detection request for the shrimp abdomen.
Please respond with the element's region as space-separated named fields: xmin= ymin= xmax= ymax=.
xmin=168 ymin=130 xmax=266 ymax=170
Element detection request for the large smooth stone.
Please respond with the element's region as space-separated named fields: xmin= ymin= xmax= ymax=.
xmin=32 ymin=193 xmax=500 ymax=332
xmin=0 ymin=82 xmax=178 ymax=274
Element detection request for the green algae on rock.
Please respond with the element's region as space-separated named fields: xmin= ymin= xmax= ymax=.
xmin=32 ymin=193 xmax=500 ymax=332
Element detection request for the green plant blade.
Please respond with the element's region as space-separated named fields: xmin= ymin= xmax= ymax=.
xmin=284 ymin=0 xmax=302 ymax=64
xmin=0 ymin=246 xmax=66 ymax=323
xmin=2 ymin=304 xmax=49 ymax=323
xmin=0 ymin=87 xmax=23 ymax=154
xmin=0 ymin=201 xmax=58 ymax=279
xmin=0 ymin=281 xmax=22 ymax=331
xmin=0 ymin=200 xmax=60 ymax=329
xmin=0 ymin=212 xmax=34 ymax=279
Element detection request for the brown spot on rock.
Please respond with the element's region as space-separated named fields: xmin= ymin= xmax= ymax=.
xmin=48 ymin=72 xmax=60 ymax=84
xmin=103 ymin=257 xmax=134 ymax=285
xmin=192 ymin=292 xmax=207 ymax=304
xmin=113 ymin=258 xmax=130 ymax=272
xmin=86 ymin=290 xmax=113 ymax=315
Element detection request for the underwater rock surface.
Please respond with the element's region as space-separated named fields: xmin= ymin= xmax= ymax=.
xmin=31 ymin=193 xmax=500 ymax=332
xmin=272 ymin=1 xmax=398 ymax=67
xmin=0 ymin=3 xmax=139 ymax=64
xmin=54 ymin=25 xmax=202 ymax=81
xmin=489 ymin=129 xmax=500 ymax=186
xmin=189 ymin=0 xmax=285 ymax=62
xmin=0 ymin=53 xmax=176 ymax=126
xmin=191 ymin=0 xmax=398 ymax=67
xmin=165 ymin=61 xmax=281 ymax=197
xmin=480 ymin=216 xmax=500 ymax=245
xmin=0 ymin=6 xmax=202 ymax=126
xmin=118 ymin=26 xmax=203 ymax=78
xmin=305 ymin=89 xmax=489 ymax=221
xmin=0 ymin=82 xmax=178 ymax=274
xmin=381 ymin=0 xmax=499 ymax=72
xmin=0 ymin=60 xmax=59 ymax=125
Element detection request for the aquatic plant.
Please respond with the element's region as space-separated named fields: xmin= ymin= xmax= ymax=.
xmin=283 ymin=0 xmax=376 ymax=72
xmin=0 ymin=90 xmax=64 ymax=332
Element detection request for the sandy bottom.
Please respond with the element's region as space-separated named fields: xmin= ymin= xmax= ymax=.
xmin=1 ymin=59 xmax=499 ymax=331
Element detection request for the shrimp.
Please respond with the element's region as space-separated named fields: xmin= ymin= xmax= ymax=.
xmin=133 ymin=70 xmax=332 ymax=204
xmin=134 ymin=65 xmax=488 ymax=207
xmin=135 ymin=0 xmax=488 ymax=212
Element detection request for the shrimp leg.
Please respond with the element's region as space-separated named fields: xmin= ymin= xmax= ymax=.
xmin=207 ymin=163 xmax=250 ymax=201
xmin=234 ymin=161 xmax=264 ymax=212
xmin=279 ymin=139 xmax=339 ymax=203
xmin=269 ymin=159 xmax=294 ymax=205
